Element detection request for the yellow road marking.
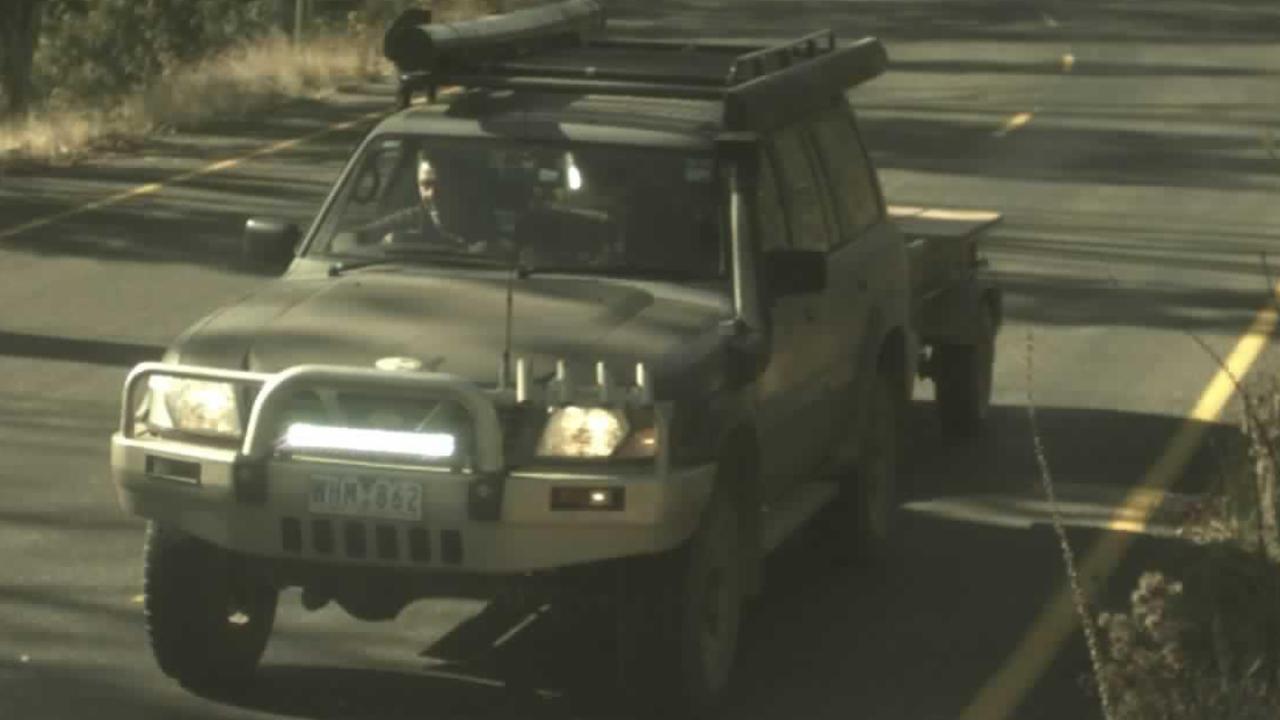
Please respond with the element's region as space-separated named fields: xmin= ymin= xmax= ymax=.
xmin=994 ymin=112 xmax=1034 ymax=138
xmin=131 ymin=594 xmax=145 ymax=604
xmin=960 ymin=288 xmax=1280 ymax=720
xmin=0 ymin=107 xmax=388 ymax=243
xmin=1061 ymin=53 xmax=1076 ymax=73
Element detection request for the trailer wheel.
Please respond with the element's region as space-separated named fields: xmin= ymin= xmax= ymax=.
xmin=933 ymin=302 xmax=996 ymax=437
xmin=144 ymin=522 xmax=277 ymax=691
xmin=616 ymin=487 xmax=743 ymax=717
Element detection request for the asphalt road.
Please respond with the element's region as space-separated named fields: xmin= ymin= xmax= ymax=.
xmin=2 ymin=1 xmax=1280 ymax=718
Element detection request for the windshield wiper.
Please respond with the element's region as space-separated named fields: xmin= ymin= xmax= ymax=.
xmin=327 ymin=247 xmax=510 ymax=277
xmin=517 ymin=265 xmax=704 ymax=282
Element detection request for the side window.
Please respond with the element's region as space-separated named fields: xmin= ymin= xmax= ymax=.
xmin=812 ymin=109 xmax=884 ymax=240
xmin=770 ymin=125 xmax=836 ymax=252
xmin=754 ymin=152 xmax=789 ymax=252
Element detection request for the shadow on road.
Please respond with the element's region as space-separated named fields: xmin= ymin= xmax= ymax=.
xmin=120 ymin=402 xmax=1243 ymax=720
xmin=861 ymin=114 xmax=1280 ymax=193
xmin=0 ymin=330 xmax=164 ymax=367
xmin=608 ymin=0 xmax=1280 ymax=44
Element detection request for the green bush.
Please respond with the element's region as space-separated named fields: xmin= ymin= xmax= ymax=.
xmin=33 ymin=0 xmax=279 ymax=107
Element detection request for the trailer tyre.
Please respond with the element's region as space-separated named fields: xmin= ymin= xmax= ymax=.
xmin=144 ymin=522 xmax=277 ymax=692
xmin=933 ymin=303 xmax=996 ymax=437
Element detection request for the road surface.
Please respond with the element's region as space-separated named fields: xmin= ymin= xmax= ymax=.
xmin=2 ymin=0 xmax=1279 ymax=718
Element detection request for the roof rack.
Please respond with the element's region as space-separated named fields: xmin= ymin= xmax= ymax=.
xmin=382 ymin=0 xmax=888 ymax=131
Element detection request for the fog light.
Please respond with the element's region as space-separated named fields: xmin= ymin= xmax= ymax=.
xmin=550 ymin=486 xmax=625 ymax=511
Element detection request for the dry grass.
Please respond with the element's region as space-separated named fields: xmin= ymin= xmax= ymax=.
xmin=0 ymin=32 xmax=387 ymax=166
xmin=434 ymin=0 xmax=508 ymax=22
xmin=1082 ymin=375 xmax=1280 ymax=718
xmin=0 ymin=0 xmax=513 ymax=167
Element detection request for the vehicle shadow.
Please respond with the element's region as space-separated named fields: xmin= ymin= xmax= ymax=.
xmin=196 ymin=402 xmax=1244 ymax=720
xmin=0 ymin=329 xmax=164 ymax=367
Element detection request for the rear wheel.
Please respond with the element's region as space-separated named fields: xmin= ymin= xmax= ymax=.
xmin=933 ymin=302 xmax=996 ymax=437
xmin=818 ymin=366 xmax=902 ymax=569
xmin=144 ymin=523 xmax=277 ymax=691
xmin=850 ymin=369 xmax=901 ymax=563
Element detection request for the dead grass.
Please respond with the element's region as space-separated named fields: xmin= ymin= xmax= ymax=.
xmin=0 ymin=0 xmax=515 ymax=167
xmin=0 ymin=32 xmax=390 ymax=167
xmin=434 ymin=0 xmax=508 ymax=22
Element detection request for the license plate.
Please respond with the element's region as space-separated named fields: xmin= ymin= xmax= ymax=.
xmin=308 ymin=474 xmax=423 ymax=521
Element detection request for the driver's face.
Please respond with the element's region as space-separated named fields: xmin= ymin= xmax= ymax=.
xmin=417 ymin=161 xmax=436 ymax=206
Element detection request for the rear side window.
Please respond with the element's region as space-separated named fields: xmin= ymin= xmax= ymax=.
xmin=811 ymin=110 xmax=883 ymax=239
xmin=754 ymin=152 xmax=789 ymax=252
xmin=769 ymin=125 xmax=836 ymax=252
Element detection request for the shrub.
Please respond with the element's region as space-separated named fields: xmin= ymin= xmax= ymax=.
xmin=33 ymin=0 xmax=279 ymax=107
xmin=1089 ymin=379 xmax=1280 ymax=719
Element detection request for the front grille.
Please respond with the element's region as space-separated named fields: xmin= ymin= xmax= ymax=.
xmin=496 ymin=404 xmax=543 ymax=465
xmin=408 ymin=528 xmax=432 ymax=562
xmin=376 ymin=525 xmax=398 ymax=560
xmin=344 ymin=522 xmax=367 ymax=558
xmin=312 ymin=519 xmax=335 ymax=555
xmin=282 ymin=518 xmax=460 ymax=566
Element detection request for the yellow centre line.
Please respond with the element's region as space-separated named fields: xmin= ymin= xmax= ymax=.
xmin=994 ymin=112 xmax=1034 ymax=138
xmin=960 ymin=288 xmax=1280 ymax=720
xmin=1061 ymin=53 xmax=1076 ymax=74
xmin=0 ymin=107 xmax=389 ymax=243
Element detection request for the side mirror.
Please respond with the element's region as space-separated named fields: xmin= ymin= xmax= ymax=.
xmin=242 ymin=218 xmax=300 ymax=274
xmin=764 ymin=249 xmax=826 ymax=298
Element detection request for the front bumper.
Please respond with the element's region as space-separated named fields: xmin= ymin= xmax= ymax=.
xmin=110 ymin=363 xmax=713 ymax=574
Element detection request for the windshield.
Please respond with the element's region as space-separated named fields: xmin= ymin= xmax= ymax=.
xmin=308 ymin=135 xmax=727 ymax=281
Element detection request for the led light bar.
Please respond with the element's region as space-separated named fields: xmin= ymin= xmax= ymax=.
xmin=283 ymin=423 xmax=456 ymax=459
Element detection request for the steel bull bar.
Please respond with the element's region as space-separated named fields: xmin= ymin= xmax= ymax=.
xmin=110 ymin=361 xmax=713 ymax=573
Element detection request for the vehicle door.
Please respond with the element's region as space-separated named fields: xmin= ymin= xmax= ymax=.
xmin=805 ymin=106 xmax=893 ymax=446
xmin=754 ymin=126 xmax=841 ymax=502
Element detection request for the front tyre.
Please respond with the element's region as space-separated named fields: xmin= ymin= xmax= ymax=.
xmin=618 ymin=488 xmax=743 ymax=716
xmin=144 ymin=522 xmax=277 ymax=691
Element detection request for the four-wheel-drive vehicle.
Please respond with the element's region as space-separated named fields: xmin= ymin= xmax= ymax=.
xmin=109 ymin=0 xmax=1001 ymax=713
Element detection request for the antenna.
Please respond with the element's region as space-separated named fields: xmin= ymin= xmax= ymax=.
xmin=501 ymin=260 xmax=517 ymax=389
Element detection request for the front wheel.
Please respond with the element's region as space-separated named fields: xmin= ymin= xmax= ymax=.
xmin=616 ymin=488 xmax=744 ymax=716
xmin=144 ymin=523 xmax=277 ymax=691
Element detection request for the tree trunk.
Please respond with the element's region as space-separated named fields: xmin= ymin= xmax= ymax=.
xmin=0 ymin=0 xmax=43 ymax=116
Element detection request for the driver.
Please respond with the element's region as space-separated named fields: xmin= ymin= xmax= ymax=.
xmin=362 ymin=154 xmax=465 ymax=248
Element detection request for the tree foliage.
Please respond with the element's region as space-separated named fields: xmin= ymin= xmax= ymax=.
xmin=0 ymin=0 xmax=43 ymax=114
xmin=32 ymin=0 xmax=279 ymax=107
